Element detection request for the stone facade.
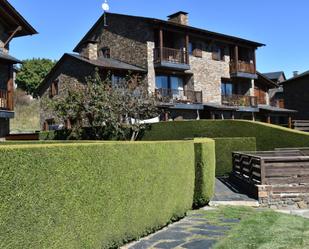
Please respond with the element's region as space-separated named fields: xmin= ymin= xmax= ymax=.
xmin=146 ymin=41 xmax=156 ymax=92
xmin=77 ymin=14 xmax=153 ymax=69
xmin=283 ymin=75 xmax=309 ymax=120
xmin=40 ymin=57 xmax=96 ymax=128
xmin=80 ymin=42 xmax=98 ymax=60
xmin=189 ymin=50 xmax=230 ymax=103
xmin=0 ymin=118 xmax=9 ymax=137
xmin=258 ymin=185 xmax=309 ymax=209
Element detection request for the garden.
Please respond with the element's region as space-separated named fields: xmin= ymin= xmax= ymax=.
xmin=1 ymin=120 xmax=309 ymax=248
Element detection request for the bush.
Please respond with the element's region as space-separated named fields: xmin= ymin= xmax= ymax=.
xmin=142 ymin=120 xmax=309 ymax=150
xmin=193 ymin=138 xmax=216 ymax=207
xmin=0 ymin=141 xmax=195 ymax=249
xmin=213 ymin=137 xmax=256 ymax=176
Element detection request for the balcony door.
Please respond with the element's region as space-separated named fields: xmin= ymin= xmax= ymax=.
xmin=221 ymin=82 xmax=233 ymax=96
xmin=155 ymin=75 xmax=184 ymax=99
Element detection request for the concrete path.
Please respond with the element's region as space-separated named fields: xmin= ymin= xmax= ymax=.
xmin=209 ymin=177 xmax=259 ymax=207
xmin=123 ymin=207 xmax=239 ymax=249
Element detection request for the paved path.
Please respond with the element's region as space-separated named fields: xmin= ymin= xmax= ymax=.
xmin=123 ymin=208 xmax=240 ymax=249
xmin=209 ymin=177 xmax=259 ymax=207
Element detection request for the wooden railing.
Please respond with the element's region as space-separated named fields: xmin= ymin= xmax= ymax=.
xmin=0 ymin=89 xmax=8 ymax=110
xmin=222 ymin=94 xmax=258 ymax=107
xmin=155 ymin=88 xmax=203 ymax=104
xmin=154 ymin=47 xmax=189 ymax=65
xmin=230 ymin=60 xmax=256 ymax=74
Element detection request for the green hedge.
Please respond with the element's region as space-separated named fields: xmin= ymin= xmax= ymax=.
xmin=0 ymin=141 xmax=195 ymax=249
xmin=193 ymin=138 xmax=216 ymax=207
xmin=142 ymin=120 xmax=309 ymax=150
xmin=213 ymin=137 xmax=256 ymax=176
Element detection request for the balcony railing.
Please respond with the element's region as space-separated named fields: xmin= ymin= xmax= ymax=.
xmin=0 ymin=89 xmax=8 ymax=110
xmin=230 ymin=60 xmax=256 ymax=74
xmin=155 ymin=88 xmax=203 ymax=104
xmin=154 ymin=47 xmax=189 ymax=65
xmin=222 ymin=94 xmax=258 ymax=108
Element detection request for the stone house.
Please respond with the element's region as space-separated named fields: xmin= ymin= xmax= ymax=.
xmin=0 ymin=0 xmax=37 ymax=137
xmin=38 ymin=11 xmax=295 ymax=129
xmin=281 ymin=71 xmax=309 ymax=120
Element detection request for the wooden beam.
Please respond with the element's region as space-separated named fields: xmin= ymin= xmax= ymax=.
xmin=185 ymin=33 xmax=189 ymax=64
xmin=159 ymin=27 xmax=164 ymax=62
xmin=3 ymin=26 xmax=22 ymax=47
xmin=288 ymin=116 xmax=293 ymax=129
xmin=7 ymin=66 xmax=14 ymax=111
xmin=234 ymin=45 xmax=239 ymax=72
xmin=253 ymin=49 xmax=257 ymax=73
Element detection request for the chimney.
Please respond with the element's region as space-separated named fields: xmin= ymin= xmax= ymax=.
xmin=82 ymin=41 xmax=98 ymax=60
xmin=293 ymin=71 xmax=299 ymax=77
xmin=167 ymin=11 xmax=189 ymax=26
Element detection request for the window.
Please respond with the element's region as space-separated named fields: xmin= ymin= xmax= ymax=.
xmin=49 ymin=81 xmax=59 ymax=98
xmin=189 ymin=42 xmax=203 ymax=57
xmin=112 ymin=75 xmax=125 ymax=87
xmin=212 ymin=45 xmax=225 ymax=61
xmin=221 ymin=82 xmax=233 ymax=96
xmin=101 ymin=47 xmax=111 ymax=58
xmin=155 ymin=75 xmax=184 ymax=98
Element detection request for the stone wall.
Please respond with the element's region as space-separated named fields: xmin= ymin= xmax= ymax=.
xmin=147 ymin=41 xmax=156 ymax=92
xmin=283 ymin=76 xmax=309 ymax=120
xmin=189 ymin=50 xmax=230 ymax=103
xmin=258 ymin=185 xmax=309 ymax=209
xmin=0 ymin=118 xmax=9 ymax=137
xmin=40 ymin=58 xmax=96 ymax=128
xmin=78 ymin=14 xmax=154 ymax=69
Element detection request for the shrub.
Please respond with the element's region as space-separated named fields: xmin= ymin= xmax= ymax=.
xmin=0 ymin=141 xmax=195 ymax=249
xmin=142 ymin=120 xmax=309 ymax=150
xmin=213 ymin=137 xmax=256 ymax=176
xmin=193 ymin=138 xmax=216 ymax=207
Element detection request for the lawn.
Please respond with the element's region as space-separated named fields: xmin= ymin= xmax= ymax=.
xmin=191 ymin=206 xmax=309 ymax=249
xmin=10 ymin=98 xmax=40 ymax=133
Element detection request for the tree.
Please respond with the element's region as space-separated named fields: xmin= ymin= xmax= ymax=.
xmin=16 ymin=58 xmax=56 ymax=96
xmin=44 ymin=70 xmax=159 ymax=141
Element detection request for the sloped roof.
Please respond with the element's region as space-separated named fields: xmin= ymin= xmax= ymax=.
xmin=256 ymin=71 xmax=278 ymax=88
xmin=0 ymin=52 xmax=21 ymax=63
xmin=263 ymin=71 xmax=286 ymax=82
xmin=0 ymin=0 xmax=37 ymax=37
xmin=281 ymin=70 xmax=309 ymax=85
xmin=259 ymin=105 xmax=297 ymax=113
xmin=68 ymin=53 xmax=146 ymax=72
xmin=74 ymin=12 xmax=265 ymax=52
xmin=38 ymin=53 xmax=146 ymax=97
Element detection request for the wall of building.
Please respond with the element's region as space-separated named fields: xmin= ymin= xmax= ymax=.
xmin=0 ymin=22 xmax=9 ymax=53
xmin=284 ymin=76 xmax=309 ymax=120
xmin=189 ymin=49 xmax=230 ymax=103
xmin=80 ymin=14 xmax=154 ymax=69
xmin=40 ymin=58 xmax=96 ymax=128
xmin=0 ymin=118 xmax=9 ymax=137
xmin=0 ymin=63 xmax=9 ymax=89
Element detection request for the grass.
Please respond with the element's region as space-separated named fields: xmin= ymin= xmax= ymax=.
xmin=10 ymin=98 xmax=40 ymax=133
xmin=190 ymin=206 xmax=309 ymax=249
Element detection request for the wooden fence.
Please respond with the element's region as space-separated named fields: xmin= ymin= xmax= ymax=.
xmin=293 ymin=120 xmax=309 ymax=132
xmin=232 ymin=150 xmax=309 ymax=186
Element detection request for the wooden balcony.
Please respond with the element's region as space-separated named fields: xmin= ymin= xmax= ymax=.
xmin=222 ymin=94 xmax=258 ymax=108
xmin=0 ymin=89 xmax=9 ymax=110
xmin=230 ymin=60 xmax=256 ymax=75
xmin=155 ymin=88 xmax=202 ymax=104
xmin=153 ymin=47 xmax=190 ymax=70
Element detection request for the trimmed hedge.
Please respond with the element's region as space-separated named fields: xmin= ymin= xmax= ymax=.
xmin=213 ymin=137 xmax=257 ymax=176
xmin=142 ymin=120 xmax=309 ymax=150
xmin=0 ymin=141 xmax=195 ymax=249
xmin=193 ymin=138 xmax=216 ymax=207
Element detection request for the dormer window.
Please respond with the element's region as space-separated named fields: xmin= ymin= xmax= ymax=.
xmin=49 ymin=81 xmax=59 ymax=98
xmin=101 ymin=47 xmax=111 ymax=58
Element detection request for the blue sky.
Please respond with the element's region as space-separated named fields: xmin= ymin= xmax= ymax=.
xmin=10 ymin=0 xmax=309 ymax=78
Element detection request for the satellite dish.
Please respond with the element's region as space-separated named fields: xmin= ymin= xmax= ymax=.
xmin=102 ymin=0 xmax=110 ymax=12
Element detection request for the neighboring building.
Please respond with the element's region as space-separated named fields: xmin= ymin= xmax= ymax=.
xmin=281 ymin=71 xmax=309 ymax=120
xmin=38 ymin=11 xmax=295 ymax=129
xmin=0 ymin=0 xmax=37 ymax=137
xmin=263 ymin=71 xmax=286 ymax=109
